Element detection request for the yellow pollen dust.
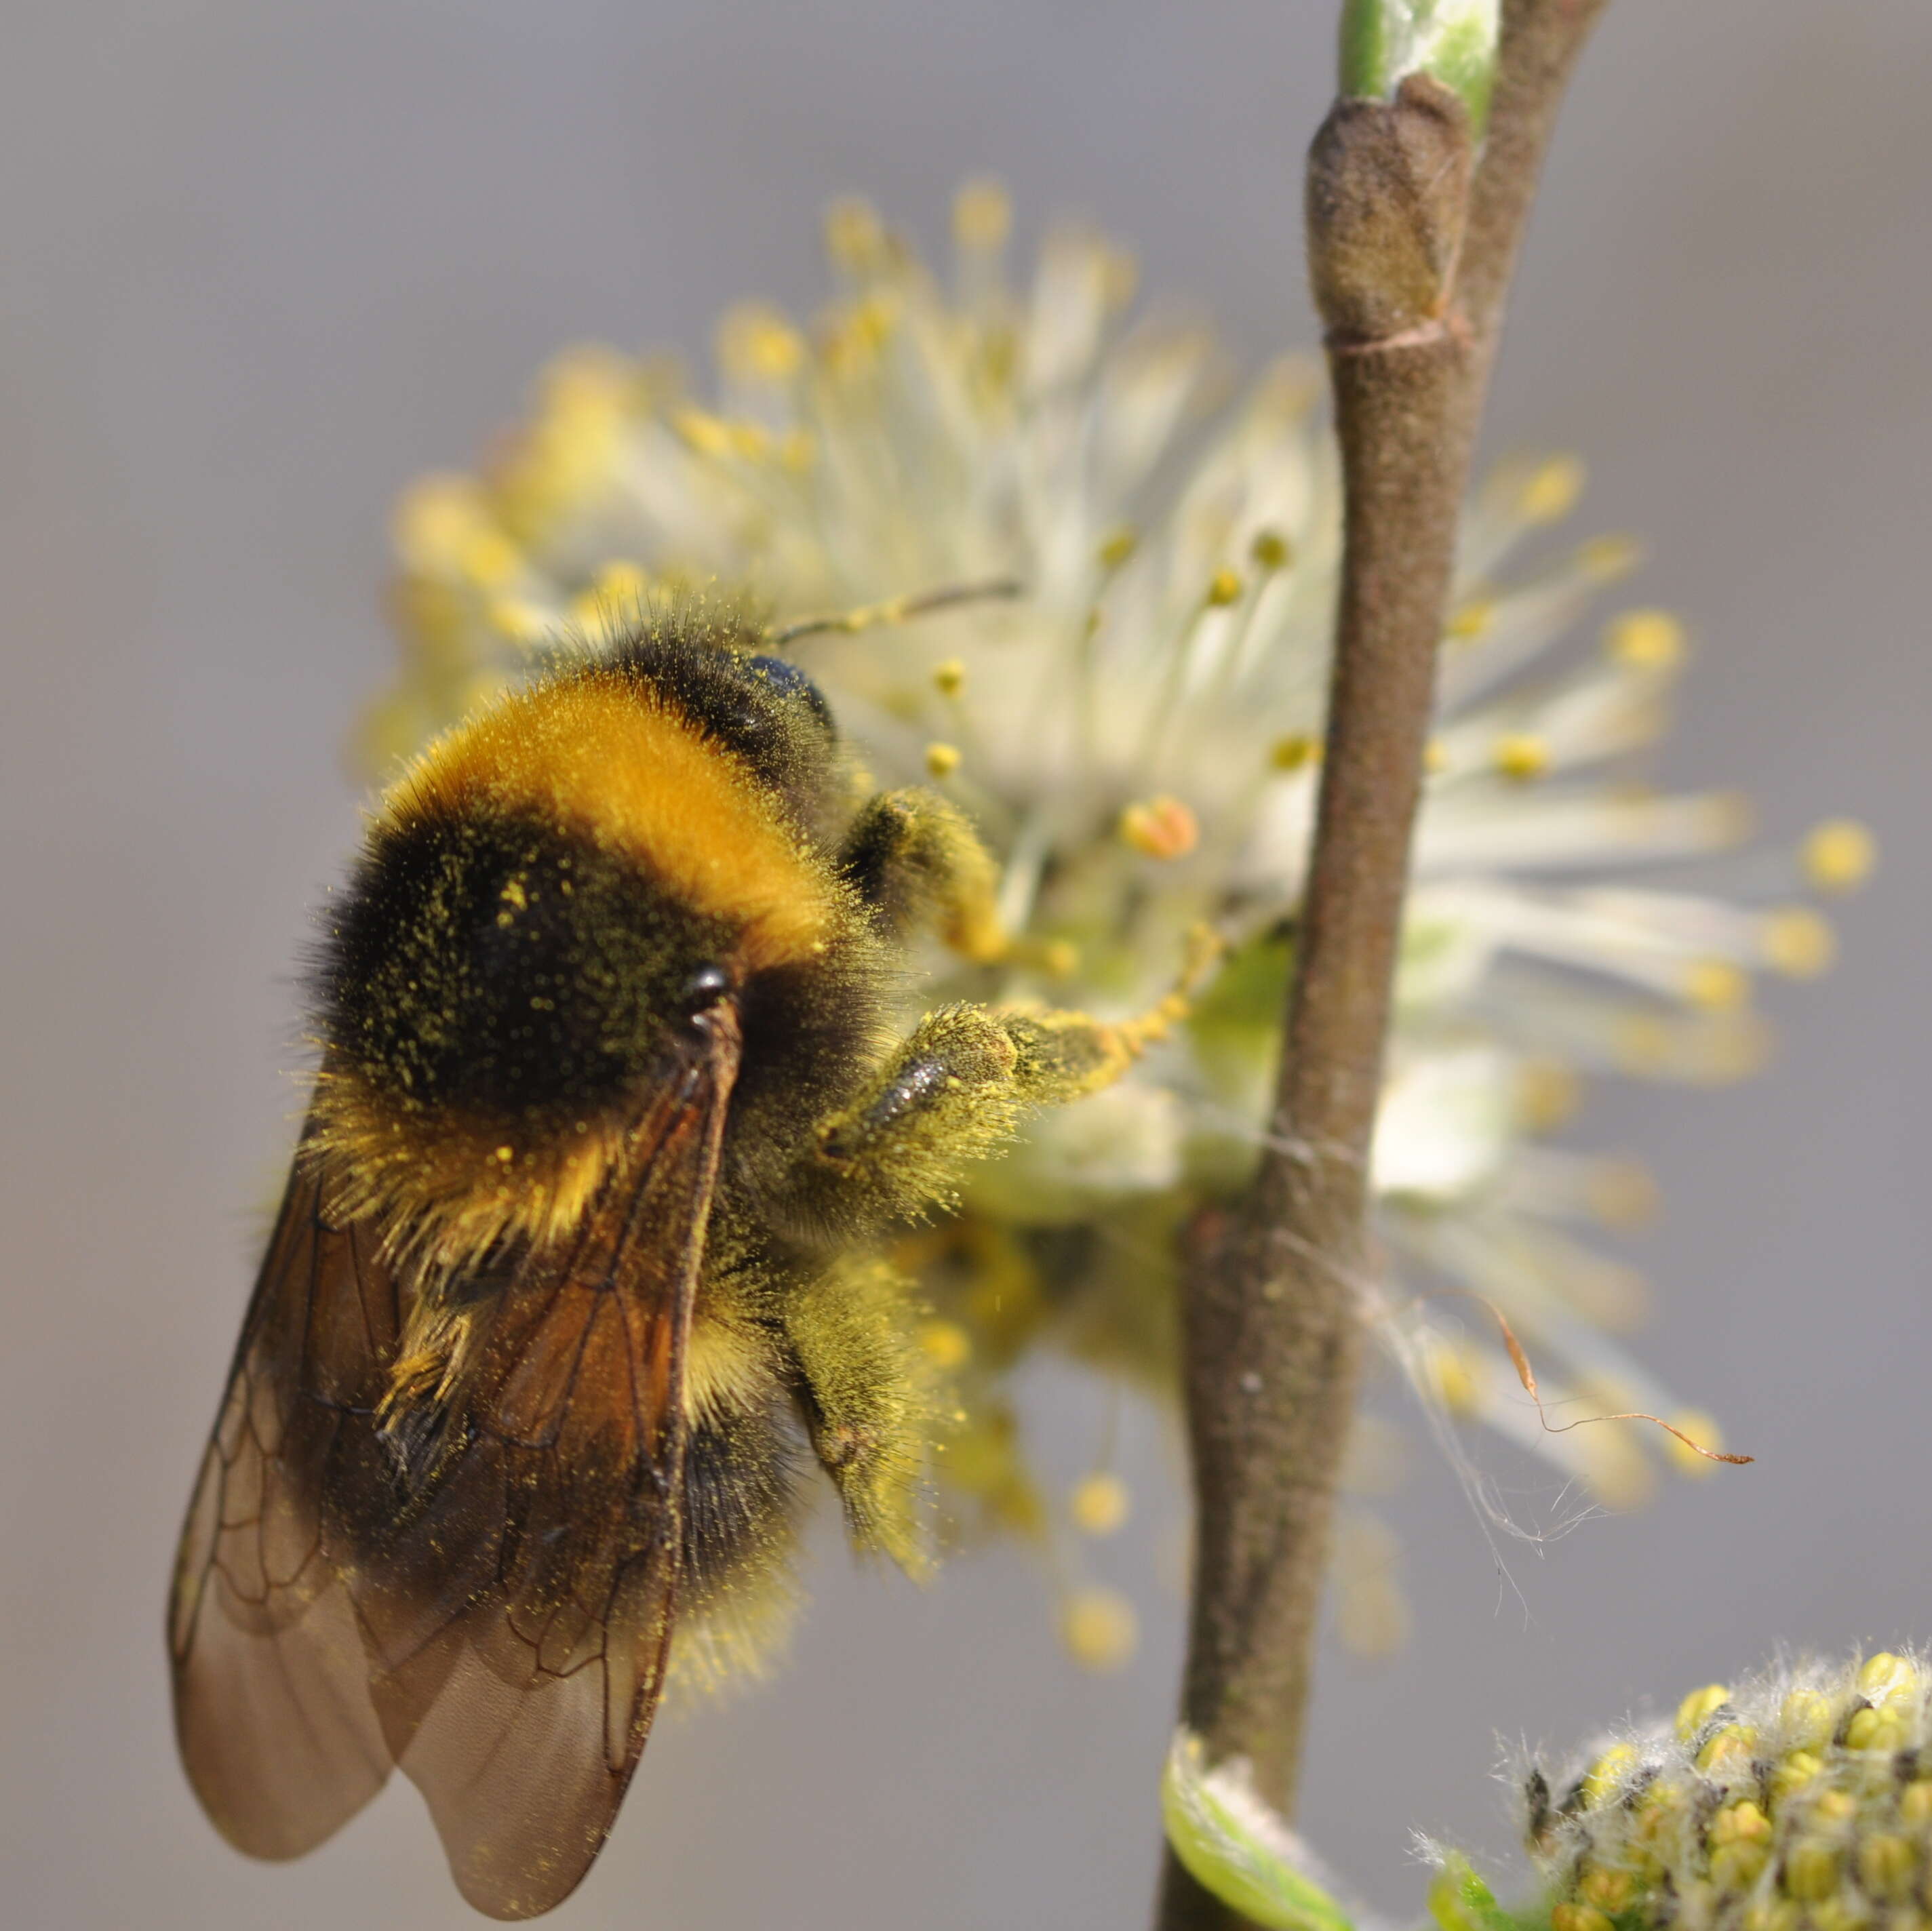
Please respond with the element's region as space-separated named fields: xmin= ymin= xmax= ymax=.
xmin=1269 ymin=733 xmax=1321 ymax=773
xmin=1606 ymin=608 xmax=1686 ymax=670
xmin=1120 ymin=795 xmax=1199 ymax=860
xmin=924 ymin=742 xmax=962 ymax=779
xmin=932 ymin=658 xmax=966 ymax=697
xmin=1447 ymin=597 xmax=1495 ymax=639
xmin=1761 ymin=907 xmax=1836 ymax=978
xmin=1802 ymin=818 xmax=1878 ymax=893
xmin=1520 ymin=454 xmax=1586 ymax=524
xmin=918 ymin=1319 xmax=972 ymax=1372
xmin=1205 ymin=568 xmax=1242 ymax=608
xmin=1069 ymin=1473 xmax=1130 ymax=1538
xmin=953 ymin=178 xmax=1012 ymax=252
xmin=1493 ymin=733 xmax=1551 ymax=781
xmin=1061 ymin=1588 xmax=1137 ymax=1673
xmin=1684 ymin=959 xmax=1750 ymax=1010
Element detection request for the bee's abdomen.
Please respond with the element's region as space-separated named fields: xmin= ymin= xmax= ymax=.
xmin=318 ymin=805 xmax=725 ymax=1122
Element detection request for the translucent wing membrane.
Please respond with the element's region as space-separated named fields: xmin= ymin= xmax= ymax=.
xmin=170 ymin=1006 xmax=741 ymax=1919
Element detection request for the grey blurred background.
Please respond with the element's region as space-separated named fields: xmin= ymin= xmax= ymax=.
xmin=3 ymin=2 xmax=1928 ymax=1926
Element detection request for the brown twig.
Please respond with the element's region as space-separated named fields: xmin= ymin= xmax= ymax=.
xmin=1154 ymin=7 xmax=1611 ymax=1926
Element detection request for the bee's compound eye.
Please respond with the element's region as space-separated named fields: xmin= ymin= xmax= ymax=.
xmin=679 ymin=964 xmax=732 ymax=1015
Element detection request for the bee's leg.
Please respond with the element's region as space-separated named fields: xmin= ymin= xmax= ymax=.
xmin=781 ymin=1255 xmax=937 ymax=1578
xmin=795 ymin=928 xmax=1221 ymax=1231
xmin=836 ymin=788 xmax=1006 ymax=963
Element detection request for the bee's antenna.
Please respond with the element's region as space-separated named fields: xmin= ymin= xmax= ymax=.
xmin=767 ymin=577 xmax=1025 ymax=648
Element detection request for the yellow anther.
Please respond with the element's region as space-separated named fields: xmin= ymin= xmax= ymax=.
xmin=1447 ymin=597 xmax=1495 ymax=640
xmin=1665 ymin=1410 xmax=1725 ymax=1479
xmin=1099 ymin=245 xmax=1139 ymax=312
xmin=1898 ymin=1780 xmax=1932 ymax=1826
xmin=715 ymin=302 xmax=807 ymax=384
xmin=1845 ymin=1705 xmax=1905 ymax=1753
xmin=1697 ymin=1724 xmax=1758 ymax=1776
xmin=1579 ymin=1866 xmax=1634 ymax=1911
xmin=1040 ymin=939 xmax=1080 ymax=980
xmin=493 ymin=1144 xmax=515 ymax=1164
xmin=1761 ymin=907 xmax=1836 ymax=978
xmin=1771 ymin=1749 xmax=1823 ymax=1802
xmin=591 ymin=559 xmax=650 ymax=604
xmin=1606 ymin=608 xmax=1686 ymax=671
xmin=924 ymin=742 xmax=963 ymax=780
xmin=1120 ymin=796 xmax=1200 ymax=861
xmin=1097 ymin=527 xmax=1139 ymax=571
xmin=1060 ymin=1587 xmax=1138 ymax=1673
xmin=1518 ymin=1059 xmax=1581 ymax=1131
xmin=824 ymin=196 xmax=888 ymax=271
xmin=1813 ymin=1789 xmax=1858 ymax=1827
xmin=1550 ymin=1905 xmax=1615 ymax=1931
xmin=1205 ymin=568 xmax=1243 ymax=608
xmin=1269 ymin=733 xmax=1321 ymax=773
xmin=932 ymin=658 xmax=966 ymax=697
xmin=1069 ymin=1473 xmax=1131 ymax=1537
xmin=953 ymin=177 xmax=1012 ymax=252
xmin=1677 ymin=1683 xmax=1733 ymax=1740
xmin=1587 ymin=1159 xmax=1660 ymax=1229
xmin=1493 ymin=733 xmax=1552 ymax=781
xmin=1712 ymin=1801 xmax=1773 ymax=1848
xmin=1579 ymin=534 xmax=1642 ymax=582
xmin=1784 ymin=1842 xmax=1840 ymax=1903
xmin=1859 ymin=1653 xmax=1918 ymax=1701
xmin=1802 ymin=819 xmax=1878 ymax=894
xmin=1859 ymin=1835 xmax=1916 ymax=1900
xmin=1710 ymin=1842 xmax=1771 ymax=1891
xmin=917 ymin=1319 xmax=972 ymax=1372
xmin=457 ymin=525 xmax=523 ymax=591
xmin=1520 ymin=454 xmax=1586 ymax=524
xmin=1684 ymin=959 xmax=1750 ymax=1010
xmin=1250 ymin=528 xmax=1292 ymax=572
xmin=671 ymin=406 xmax=736 ymax=459
xmin=486 ymin=598 xmax=558 ymax=646
xmin=392 ymin=473 xmax=491 ymax=574
xmin=1582 ymin=1744 xmax=1639 ymax=1807
xmin=1779 ymin=1690 xmax=1835 ymax=1751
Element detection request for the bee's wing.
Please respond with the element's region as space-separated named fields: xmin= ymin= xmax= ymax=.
xmin=333 ymin=1003 xmax=743 ymax=1921
xmin=168 ymin=1155 xmax=403 ymax=1857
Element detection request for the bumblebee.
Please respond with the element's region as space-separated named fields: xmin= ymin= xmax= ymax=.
xmin=169 ymin=603 xmax=1194 ymax=1919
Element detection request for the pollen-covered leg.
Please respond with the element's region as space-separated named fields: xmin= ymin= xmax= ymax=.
xmin=793 ymin=927 xmax=1221 ymax=1233
xmin=837 ymin=787 xmax=1006 ymax=963
xmin=782 ymin=1256 xmax=939 ymax=1578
